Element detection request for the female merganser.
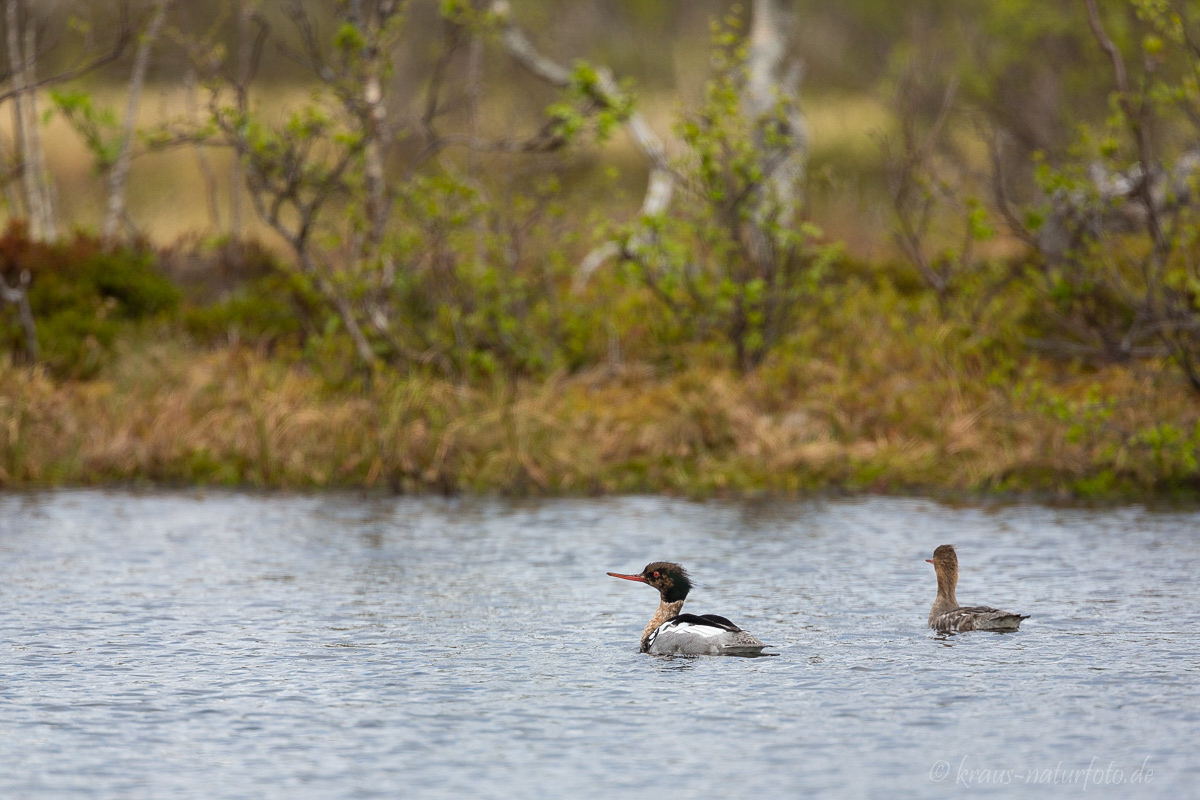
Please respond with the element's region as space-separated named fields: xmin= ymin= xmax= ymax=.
xmin=926 ymin=544 xmax=1029 ymax=632
xmin=607 ymin=561 xmax=769 ymax=655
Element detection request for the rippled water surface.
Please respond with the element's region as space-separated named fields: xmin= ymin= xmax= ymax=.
xmin=2 ymin=491 xmax=1198 ymax=798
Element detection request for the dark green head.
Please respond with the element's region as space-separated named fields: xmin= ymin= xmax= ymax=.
xmin=606 ymin=561 xmax=692 ymax=603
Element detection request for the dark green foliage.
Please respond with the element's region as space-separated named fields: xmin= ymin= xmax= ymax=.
xmin=0 ymin=222 xmax=180 ymax=378
xmin=182 ymin=271 xmax=318 ymax=354
xmin=177 ymin=241 xmax=321 ymax=355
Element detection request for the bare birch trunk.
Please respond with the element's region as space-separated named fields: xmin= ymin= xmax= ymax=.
xmin=22 ymin=21 xmax=55 ymax=240
xmin=354 ymin=1 xmax=397 ymax=344
xmin=491 ymin=3 xmax=674 ymax=287
xmin=358 ymin=4 xmax=395 ymax=265
xmin=103 ymin=0 xmax=172 ymax=241
xmin=7 ymin=0 xmax=56 ymax=240
xmin=744 ymin=0 xmax=806 ymax=230
xmin=7 ymin=0 xmax=33 ymax=225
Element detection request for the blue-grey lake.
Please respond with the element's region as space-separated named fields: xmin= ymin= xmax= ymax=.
xmin=1 ymin=491 xmax=1197 ymax=798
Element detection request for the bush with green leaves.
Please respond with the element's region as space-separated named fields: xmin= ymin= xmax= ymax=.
xmin=615 ymin=17 xmax=836 ymax=372
xmin=368 ymin=167 xmax=618 ymax=380
xmin=1013 ymin=1 xmax=1200 ymax=384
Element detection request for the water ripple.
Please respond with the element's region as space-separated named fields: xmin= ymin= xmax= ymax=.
xmin=1 ymin=491 xmax=1197 ymax=798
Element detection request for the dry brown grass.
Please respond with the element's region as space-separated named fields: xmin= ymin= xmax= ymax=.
xmin=5 ymin=324 xmax=1196 ymax=497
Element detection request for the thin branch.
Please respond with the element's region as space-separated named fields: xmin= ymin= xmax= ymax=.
xmin=0 ymin=2 xmax=132 ymax=105
xmin=986 ymin=127 xmax=1038 ymax=247
xmin=488 ymin=2 xmax=676 ymax=287
xmin=421 ymin=16 xmax=467 ymax=133
xmin=495 ymin=6 xmax=571 ymax=86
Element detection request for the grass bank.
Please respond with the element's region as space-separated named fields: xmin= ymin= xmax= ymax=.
xmin=4 ymin=316 xmax=1197 ymax=500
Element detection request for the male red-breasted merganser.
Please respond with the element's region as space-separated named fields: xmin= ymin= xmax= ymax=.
xmin=926 ymin=544 xmax=1029 ymax=632
xmin=607 ymin=561 xmax=769 ymax=655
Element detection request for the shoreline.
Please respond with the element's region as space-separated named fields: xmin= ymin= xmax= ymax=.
xmin=5 ymin=342 xmax=1198 ymax=502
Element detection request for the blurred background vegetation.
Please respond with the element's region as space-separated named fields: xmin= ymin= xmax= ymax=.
xmin=3 ymin=0 xmax=1200 ymax=498
xmin=2 ymin=0 xmax=1140 ymax=247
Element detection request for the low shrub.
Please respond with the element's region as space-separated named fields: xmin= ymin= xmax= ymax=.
xmin=0 ymin=222 xmax=180 ymax=378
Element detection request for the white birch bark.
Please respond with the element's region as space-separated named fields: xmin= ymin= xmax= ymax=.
xmin=6 ymin=0 xmax=56 ymax=240
xmin=22 ymin=20 xmax=56 ymax=239
xmin=745 ymin=0 xmax=806 ymax=231
xmin=4 ymin=0 xmax=30 ymax=223
xmin=490 ymin=2 xmax=674 ymax=288
xmin=498 ymin=2 xmax=806 ymax=285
